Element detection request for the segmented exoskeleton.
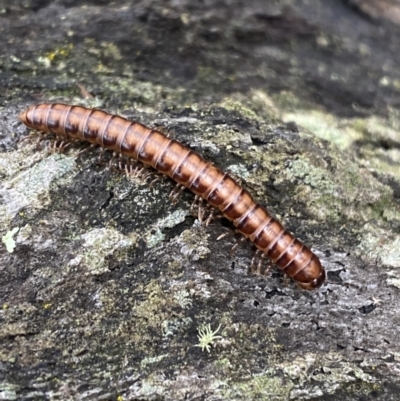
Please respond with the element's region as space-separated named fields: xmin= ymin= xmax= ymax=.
xmin=19 ymin=103 xmax=326 ymax=290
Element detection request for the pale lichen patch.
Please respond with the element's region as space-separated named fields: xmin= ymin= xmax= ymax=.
xmin=140 ymin=354 xmax=168 ymax=368
xmin=0 ymin=153 xmax=76 ymax=225
xmin=0 ymin=142 xmax=45 ymax=179
xmin=68 ymin=227 xmax=136 ymax=275
xmin=144 ymin=208 xmax=188 ymax=248
xmin=280 ymin=352 xmax=378 ymax=399
xmin=0 ymin=382 xmax=18 ymax=401
xmin=162 ymin=317 xmax=193 ymax=338
xmin=357 ymin=226 xmax=400 ymax=268
xmin=1 ymin=227 xmax=19 ymax=253
xmin=175 ymin=228 xmax=211 ymax=261
xmin=283 ymin=110 xmax=363 ymax=150
xmin=225 ymin=163 xmax=251 ymax=180
xmin=387 ymin=277 xmax=400 ymax=289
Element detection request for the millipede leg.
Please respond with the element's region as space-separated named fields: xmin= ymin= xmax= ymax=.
xmin=250 ymin=250 xmax=269 ymax=275
xmin=19 ymin=134 xmax=34 ymax=144
xmin=216 ymin=231 xmax=231 ymax=241
xmin=256 ymin=252 xmax=267 ymax=274
xmin=97 ymin=147 xmax=106 ymax=164
xmin=204 ymin=207 xmax=224 ymax=226
xmin=149 ymin=174 xmax=163 ymax=187
xmin=77 ymin=143 xmax=97 ymax=155
xmin=216 ymin=229 xmax=246 ymax=252
xmin=37 ymin=132 xmax=55 ymax=151
xmin=59 ymin=141 xmax=71 ymax=152
xmin=189 ymin=196 xmax=208 ymax=223
xmin=35 ymin=132 xmax=47 ymax=148
xmin=169 ymin=184 xmax=185 ymax=204
xmin=125 ymin=163 xmax=151 ymax=181
xmin=50 ymin=138 xmax=71 ymax=154
xmin=125 ymin=162 xmax=140 ymax=176
xmin=124 ymin=164 xmax=131 ymax=176
xmin=109 ymin=152 xmax=127 ymax=171
xmin=19 ymin=131 xmax=47 ymax=147
xmin=108 ymin=152 xmax=119 ymax=169
xmin=133 ymin=166 xmax=145 ymax=177
xmin=115 ymin=155 xmax=136 ymax=173
xmin=190 ymin=195 xmax=200 ymax=214
xmin=250 ymin=250 xmax=262 ymax=273
xmin=204 ymin=208 xmax=215 ymax=226
xmin=198 ymin=198 xmax=206 ymax=223
xmin=119 ymin=155 xmax=135 ymax=171
xmin=142 ymin=172 xmax=153 ymax=181
xmin=230 ymin=236 xmax=247 ymax=254
xmin=283 ymin=274 xmax=290 ymax=287
xmin=49 ymin=140 xmax=57 ymax=153
xmin=118 ymin=153 xmax=125 ymax=170
xmin=140 ymin=168 xmax=152 ymax=181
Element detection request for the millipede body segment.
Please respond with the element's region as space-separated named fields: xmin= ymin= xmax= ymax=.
xmin=19 ymin=103 xmax=326 ymax=290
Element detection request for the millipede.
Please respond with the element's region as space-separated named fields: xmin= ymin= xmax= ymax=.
xmin=19 ymin=103 xmax=326 ymax=290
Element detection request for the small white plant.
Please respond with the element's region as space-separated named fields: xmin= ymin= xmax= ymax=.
xmin=195 ymin=323 xmax=222 ymax=353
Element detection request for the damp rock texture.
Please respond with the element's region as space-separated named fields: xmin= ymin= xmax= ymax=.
xmin=1 ymin=1 xmax=400 ymax=400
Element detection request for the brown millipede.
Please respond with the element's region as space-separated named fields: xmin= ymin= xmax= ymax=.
xmin=19 ymin=103 xmax=326 ymax=290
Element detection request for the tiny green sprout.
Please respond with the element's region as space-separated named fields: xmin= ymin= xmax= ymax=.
xmin=195 ymin=323 xmax=222 ymax=353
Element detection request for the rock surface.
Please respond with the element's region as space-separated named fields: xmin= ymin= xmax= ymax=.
xmin=1 ymin=0 xmax=400 ymax=400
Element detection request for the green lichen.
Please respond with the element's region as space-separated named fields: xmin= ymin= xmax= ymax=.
xmin=351 ymin=114 xmax=400 ymax=180
xmin=43 ymin=44 xmax=74 ymax=63
xmin=289 ymin=158 xmax=335 ymax=195
xmin=283 ymin=109 xmax=362 ymax=150
xmin=285 ymin=154 xmax=396 ymax=224
xmin=221 ymin=373 xmax=291 ymax=401
xmin=218 ymin=98 xmax=260 ymax=122
xmin=134 ymin=280 xmax=172 ymax=330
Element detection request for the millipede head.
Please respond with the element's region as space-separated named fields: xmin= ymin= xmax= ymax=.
xmin=297 ymin=268 xmax=326 ymax=290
